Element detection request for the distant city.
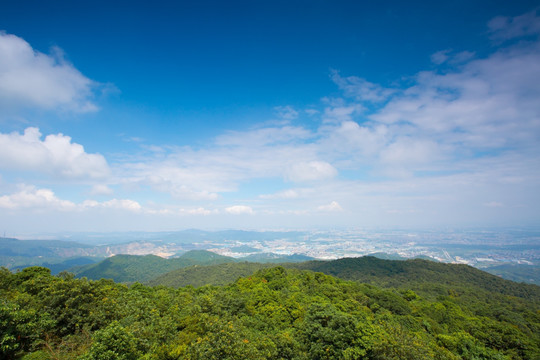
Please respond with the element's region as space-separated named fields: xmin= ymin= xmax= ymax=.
xmin=2 ymin=227 xmax=538 ymax=285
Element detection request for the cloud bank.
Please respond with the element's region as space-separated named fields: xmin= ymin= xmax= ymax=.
xmin=0 ymin=32 xmax=98 ymax=112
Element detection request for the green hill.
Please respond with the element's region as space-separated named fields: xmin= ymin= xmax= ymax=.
xmin=147 ymin=262 xmax=273 ymax=287
xmin=240 ymin=252 xmax=315 ymax=263
xmin=483 ymin=263 xmax=540 ymax=285
xmin=290 ymin=257 xmax=540 ymax=300
xmin=72 ymin=250 xmax=235 ymax=283
xmin=149 ymin=255 xmax=540 ymax=334
xmin=1 ymin=265 xmax=539 ymax=359
xmin=0 ymin=237 xmax=94 ymax=269
xmin=11 ymin=256 xmax=99 ymax=275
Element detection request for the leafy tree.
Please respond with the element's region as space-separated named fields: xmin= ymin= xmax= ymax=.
xmin=79 ymin=321 xmax=140 ymax=360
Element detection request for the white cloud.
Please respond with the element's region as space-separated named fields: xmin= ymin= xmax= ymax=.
xmin=379 ymin=139 xmax=441 ymax=167
xmin=225 ymin=205 xmax=254 ymax=215
xmin=370 ymin=41 xmax=540 ymax=157
xmin=317 ymin=201 xmax=343 ymax=212
xmin=82 ymin=198 xmax=142 ymax=212
xmin=331 ymin=70 xmax=394 ymax=102
xmin=0 ymin=185 xmax=75 ymax=210
xmin=319 ymin=120 xmax=388 ymax=161
xmin=90 ymin=184 xmax=114 ymax=196
xmin=120 ymin=125 xmax=332 ymax=200
xmin=0 ymin=185 xmax=143 ymax=213
xmin=182 ymin=207 xmax=215 ymax=215
xmin=322 ymin=100 xmax=363 ymax=123
xmin=0 ymin=127 xmax=110 ymax=179
xmin=260 ymin=189 xmax=301 ymax=199
xmin=274 ymin=105 xmax=299 ymax=120
xmin=488 ymin=9 xmax=540 ymax=41
xmin=216 ymin=125 xmax=311 ymax=146
xmin=286 ymin=161 xmax=337 ymax=182
xmin=0 ymin=32 xmax=98 ymax=112
xmin=431 ymin=49 xmax=451 ymax=64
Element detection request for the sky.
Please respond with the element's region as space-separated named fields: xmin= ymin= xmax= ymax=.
xmin=0 ymin=1 xmax=539 ymax=234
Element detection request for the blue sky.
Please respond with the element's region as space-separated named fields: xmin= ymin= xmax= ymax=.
xmin=1 ymin=1 xmax=539 ymax=234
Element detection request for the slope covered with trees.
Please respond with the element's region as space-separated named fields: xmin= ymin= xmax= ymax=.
xmin=147 ymin=262 xmax=273 ymax=288
xmin=1 ymin=263 xmax=539 ymax=359
xmin=71 ymin=251 xmax=235 ymax=283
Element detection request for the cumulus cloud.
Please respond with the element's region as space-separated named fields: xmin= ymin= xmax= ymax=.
xmin=225 ymin=205 xmax=254 ymax=215
xmin=82 ymin=198 xmax=142 ymax=212
xmin=371 ymin=42 xmax=540 ymax=154
xmin=0 ymin=32 xmax=98 ymax=112
xmin=120 ymin=124 xmax=334 ymax=201
xmin=0 ymin=185 xmax=75 ymax=210
xmin=90 ymin=184 xmax=114 ymax=196
xmin=285 ymin=161 xmax=337 ymax=182
xmin=0 ymin=185 xmax=143 ymax=213
xmin=322 ymin=99 xmax=363 ymax=123
xmin=379 ymin=139 xmax=441 ymax=168
xmin=317 ymin=201 xmax=343 ymax=212
xmin=0 ymin=127 xmax=110 ymax=179
xmin=260 ymin=189 xmax=301 ymax=199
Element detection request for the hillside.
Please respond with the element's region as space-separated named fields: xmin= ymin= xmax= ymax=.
xmin=240 ymin=253 xmax=314 ymax=263
xmin=149 ymin=255 xmax=540 ymax=300
xmin=0 ymin=237 xmax=95 ymax=269
xmin=11 ymin=257 xmax=99 ymax=275
xmin=483 ymin=263 xmax=540 ymax=285
xmin=72 ymin=250 xmax=235 ymax=283
xmin=290 ymin=257 xmax=540 ymax=300
xmin=1 ymin=265 xmax=538 ymax=359
xmin=147 ymin=261 xmax=273 ymax=287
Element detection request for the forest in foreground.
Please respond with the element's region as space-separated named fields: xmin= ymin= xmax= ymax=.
xmin=1 ymin=260 xmax=539 ymax=359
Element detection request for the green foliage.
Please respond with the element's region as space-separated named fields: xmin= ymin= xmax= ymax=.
xmin=72 ymin=251 xmax=236 ymax=283
xmin=1 ymin=262 xmax=538 ymax=359
xmin=299 ymin=303 xmax=372 ymax=359
xmin=79 ymin=321 xmax=140 ymax=360
xmin=147 ymin=262 xmax=273 ymax=288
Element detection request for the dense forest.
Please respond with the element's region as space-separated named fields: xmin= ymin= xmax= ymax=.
xmin=1 ymin=259 xmax=539 ymax=359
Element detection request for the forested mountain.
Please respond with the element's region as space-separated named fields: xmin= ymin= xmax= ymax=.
xmin=482 ymin=263 xmax=540 ymax=284
xmin=241 ymin=253 xmax=315 ymax=263
xmin=69 ymin=251 xmax=316 ymax=284
xmin=148 ymin=256 xmax=540 ymax=299
xmin=71 ymin=251 xmax=235 ymax=283
xmin=1 ymin=265 xmax=539 ymax=359
xmin=0 ymin=237 xmax=98 ymax=270
xmin=147 ymin=262 xmax=274 ymax=288
xmin=290 ymin=257 xmax=540 ymax=299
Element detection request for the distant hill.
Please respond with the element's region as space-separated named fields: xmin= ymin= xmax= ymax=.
xmin=147 ymin=262 xmax=273 ymax=288
xmin=0 ymin=237 xmax=98 ymax=269
xmin=174 ymin=249 xmax=232 ymax=262
xmin=0 ymin=237 xmax=91 ymax=258
xmin=483 ymin=263 xmax=540 ymax=285
xmin=367 ymin=252 xmax=439 ymax=262
xmin=367 ymin=252 xmax=407 ymax=260
xmin=11 ymin=257 xmax=99 ymax=275
xmin=240 ymin=252 xmax=314 ymax=263
xmin=71 ymin=250 xmax=235 ymax=283
xmin=148 ymin=256 xmax=540 ymax=310
xmin=290 ymin=257 xmax=540 ymax=299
